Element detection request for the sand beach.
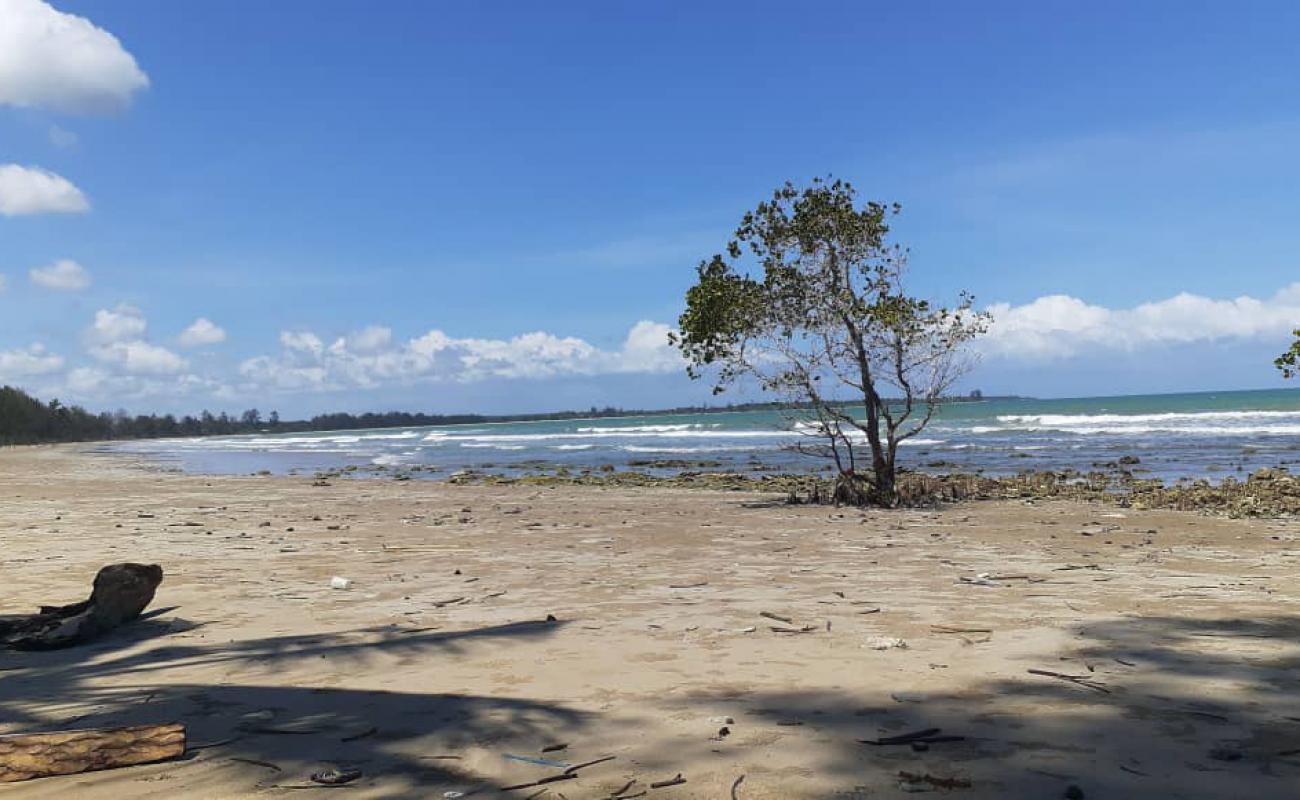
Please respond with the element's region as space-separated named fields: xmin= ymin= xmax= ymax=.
xmin=2 ymin=446 xmax=1298 ymax=798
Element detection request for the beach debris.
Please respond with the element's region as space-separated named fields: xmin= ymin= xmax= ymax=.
xmin=611 ymin=778 xmax=638 ymax=796
xmin=540 ymin=743 xmax=569 ymax=753
xmin=958 ymin=574 xmax=1000 ymax=587
xmin=505 ymin=754 xmax=570 ymax=769
xmin=563 ymin=755 xmax=616 ymax=774
xmin=769 ymin=624 xmax=818 ymax=634
xmin=500 ymin=772 xmax=577 ymax=791
xmin=0 ymin=563 xmax=163 ymax=651
xmin=1027 ymin=668 xmax=1110 ymax=694
xmin=650 ymin=773 xmax=686 ymax=788
xmin=859 ymin=727 xmax=964 ymax=746
xmin=864 ymin=636 xmax=908 ymax=650
xmin=340 ymin=726 xmax=378 ymax=742
xmin=930 ymin=624 xmax=993 ymax=634
xmin=0 ymin=723 xmax=186 ymax=783
xmin=310 ymin=767 xmax=362 ymax=785
xmin=329 ymin=576 xmax=352 ymax=590
xmin=731 ymin=774 xmax=745 ymax=799
xmin=738 ymin=626 xmax=757 ymax=634
xmin=898 ymin=771 xmax=971 ymax=790
xmin=759 ymin=611 xmax=794 ymax=624
xmin=709 ymin=716 xmax=736 ymax=725
xmin=669 ymin=581 xmax=709 ymax=589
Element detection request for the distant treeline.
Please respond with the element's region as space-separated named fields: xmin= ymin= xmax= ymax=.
xmin=0 ymin=384 xmax=1019 ymax=446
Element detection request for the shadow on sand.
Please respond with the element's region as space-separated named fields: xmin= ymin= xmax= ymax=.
xmin=0 ymin=617 xmax=585 ymax=796
xmin=2 ymin=610 xmax=1299 ymax=797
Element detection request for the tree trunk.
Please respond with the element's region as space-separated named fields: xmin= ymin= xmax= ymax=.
xmin=0 ymin=563 xmax=163 ymax=650
xmin=0 ymin=724 xmax=185 ymax=782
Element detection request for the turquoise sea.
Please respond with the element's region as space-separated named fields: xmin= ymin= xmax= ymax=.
xmin=112 ymin=388 xmax=1300 ymax=483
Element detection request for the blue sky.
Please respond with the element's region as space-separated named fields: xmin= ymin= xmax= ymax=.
xmin=2 ymin=0 xmax=1299 ymax=415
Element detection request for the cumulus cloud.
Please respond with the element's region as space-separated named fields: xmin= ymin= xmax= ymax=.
xmin=82 ymin=304 xmax=187 ymax=375
xmin=178 ymin=317 xmax=227 ymax=347
xmin=0 ymin=164 xmax=88 ymax=216
xmin=240 ymin=320 xmax=682 ymax=393
xmin=0 ymin=343 xmax=63 ymax=380
xmin=981 ymin=282 xmax=1300 ymax=360
xmin=0 ymin=0 xmax=149 ymax=114
xmin=30 ymin=258 xmax=91 ymax=291
xmin=89 ymin=340 xmax=188 ymax=375
xmin=87 ymin=304 xmax=146 ymax=343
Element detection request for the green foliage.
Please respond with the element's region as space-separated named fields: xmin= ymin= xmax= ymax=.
xmin=674 ymin=176 xmax=990 ymax=504
xmin=1277 ymin=329 xmax=1300 ymax=379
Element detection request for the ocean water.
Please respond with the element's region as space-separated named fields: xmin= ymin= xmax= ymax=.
xmin=109 ymin=388 xmax=1300 ymax=483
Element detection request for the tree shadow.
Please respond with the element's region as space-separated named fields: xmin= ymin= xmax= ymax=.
xmin=0 ymin=616 xmax=586 ymax=797
xmin=654 ymin=613 xmax=1300 ymax=798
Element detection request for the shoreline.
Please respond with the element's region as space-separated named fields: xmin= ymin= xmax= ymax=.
xmin=2 ymin=446 xmax=1299 ymax=798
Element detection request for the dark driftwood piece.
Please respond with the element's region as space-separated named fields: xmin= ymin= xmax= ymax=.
xmin=0 ymin=563 xmax=163 ymax=651
xmin=0 ymin=723 xmax=185 ymax=782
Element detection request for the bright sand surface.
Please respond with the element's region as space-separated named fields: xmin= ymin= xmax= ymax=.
xmin=2 ymin=446 xmax=1299 ymax=798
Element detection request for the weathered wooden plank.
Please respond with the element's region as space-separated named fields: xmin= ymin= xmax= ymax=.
xmin=0 ymin=723 xmax=185 ymax=782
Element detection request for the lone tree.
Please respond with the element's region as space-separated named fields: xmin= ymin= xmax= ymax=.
xmin=673 ymin=177 xmax=989 ymax=506
xmin=1278 ymin=330 xmax=1300 ymax=378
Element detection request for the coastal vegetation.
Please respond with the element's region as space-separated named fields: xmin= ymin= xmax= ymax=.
xmin=0 ymin=384 xmax=1011 ymax=447
xmin=1277 ymin=329 xmax=1300 ymax=378
xmin=675 ymin=177 xmax=989 ymax=506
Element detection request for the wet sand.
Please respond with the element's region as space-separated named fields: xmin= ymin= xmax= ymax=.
xmin=2 ymin=446 xmax=1299 ymax=798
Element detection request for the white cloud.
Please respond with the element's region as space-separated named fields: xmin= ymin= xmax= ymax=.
xmin=87 ymin=304 xmax=146 ymax=343
xmin=30 ymin=258 xmax=91 ymax=290
xmin=178 ymin=317 xmax=227 ymax=347
xmin=240 ymin=320 xmax=683 ymax=393
xmin=981 ymin=282 xmax=1300 ymax=360
xmin=81 ymin=305 xmax=186 ymax=375
xmin=89 ymin=340 xmax=188 ymax=375
xmin=0 ymin=343 xmax=63 ymax=380
xmin=0 ymin=164 xmax=88 ymax=216
xmin=0 ymin=0 xmax=149 ymax=114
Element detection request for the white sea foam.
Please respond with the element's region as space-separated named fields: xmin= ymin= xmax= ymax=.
xmin=978 ymin=409 xmax=1300 ymax=436
xmin=575 ymin=423 xmax=702 ymax=433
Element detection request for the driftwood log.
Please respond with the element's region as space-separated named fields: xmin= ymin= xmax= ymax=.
xmin=0 ymin=563 xmax=163 ymax=650
xmin=0 ymin=724 xmax=185 ymax=782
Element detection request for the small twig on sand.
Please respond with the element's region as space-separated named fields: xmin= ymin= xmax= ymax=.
xmin=563 ymin=755 xmax=615 ymax=774
xmin=759 ymin=611 xmax=793 ymax=624
xmin=501 ymin=773 xmax=577 ymax=791
xmin=730 ymin=774 xmax=745 ymax=799
xmin=931 ymin=625 xmax=993 ymax=634
xmin=668 ymin=582 xmax=708 ymax=589
xmin=768 ymin=625 xmax=817 ymax=634
xmin=340 ymin=726 xmax=377 ymax=742
xmin=860 ymin=727 xmax=965 ymax=747
xmin=1027 ymin=668 xmax=1111 ymax=694
xmin=650 ymin=773 xmax=686 ymax=788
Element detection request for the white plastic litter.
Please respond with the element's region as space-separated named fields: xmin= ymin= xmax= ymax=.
xmin=330 ymin=576 xmax=352 ymax=590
